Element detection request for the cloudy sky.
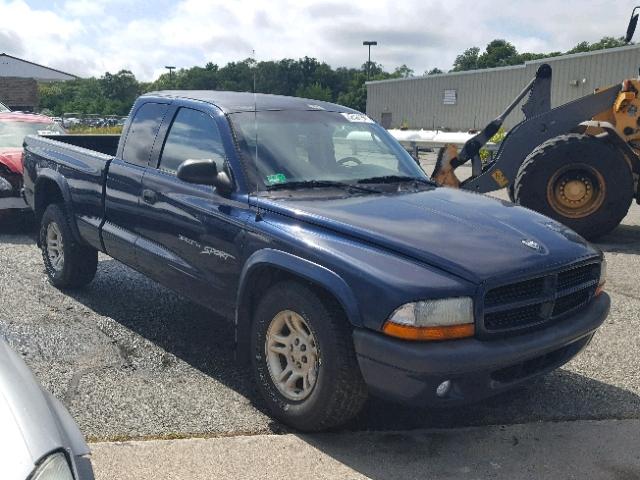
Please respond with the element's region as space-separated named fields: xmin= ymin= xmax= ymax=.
xmin=0 ymin=0 xmax=634 ymax=81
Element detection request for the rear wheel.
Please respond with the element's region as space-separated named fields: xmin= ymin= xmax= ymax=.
xmin=514 ymin=134 xmax=634 ymax=240
xmin=251 ymin=280 xmax=368 ymax=431
xmin=40 ymin=203 xmax=98 ymax=288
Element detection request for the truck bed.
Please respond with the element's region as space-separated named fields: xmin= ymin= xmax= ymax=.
xmin=41 ymin=134 xmax=120 ymax=156
xmin=23 ymin=134 xmax=116 ymax=251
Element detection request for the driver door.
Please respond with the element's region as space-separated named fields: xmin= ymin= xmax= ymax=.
xmin=136 ymin=106 xmax=246 ymax=316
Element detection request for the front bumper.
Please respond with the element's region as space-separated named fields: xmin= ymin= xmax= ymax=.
xmin=353 ymin=293 xmax=610 ymax=407
xmin=0 ymin=195 xmax=28 ymax=211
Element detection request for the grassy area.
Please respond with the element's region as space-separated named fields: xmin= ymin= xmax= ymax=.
xmin=66 ymin=125 xmax=123 ymax=135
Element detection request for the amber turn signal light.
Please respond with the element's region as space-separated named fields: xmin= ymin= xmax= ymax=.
xmin=382 ymin=321 xmax=475 ymax=341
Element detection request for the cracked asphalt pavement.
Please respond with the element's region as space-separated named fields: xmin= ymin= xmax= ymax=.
xmin=0 ymin=179 xmax=638 ymax=441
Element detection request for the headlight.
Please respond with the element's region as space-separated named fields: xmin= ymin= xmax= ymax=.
xmin=0 ymin=176 xmax=13 ymax=192
xmin=31 ymin=452 xmax=74 ymax=480
xmin=597 ymin=258 xmax=607 ymax=295
xmin=383 ymin=297 xmax=475 ymax=341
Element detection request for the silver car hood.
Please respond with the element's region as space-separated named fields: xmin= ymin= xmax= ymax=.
xmin=0 ymin=338 xmax=89 ymax=479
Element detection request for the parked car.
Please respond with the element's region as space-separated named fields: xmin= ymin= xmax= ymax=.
xmin=0 ymin=337 xmax=94 ymax=479
xmin=23 ymin=91 xmax=609 ymax=431
xmin=0 ymin=112 xmax=64 ymax=219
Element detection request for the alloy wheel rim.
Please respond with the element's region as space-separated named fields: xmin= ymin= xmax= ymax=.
xmin=46 ymin=223 xmax=65 ymax=272
xmin=265 ymin=310 xmax=319 ymax=401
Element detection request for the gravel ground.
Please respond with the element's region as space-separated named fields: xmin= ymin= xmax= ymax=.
xmin=0 ymin=172 xmax=638 ymax=440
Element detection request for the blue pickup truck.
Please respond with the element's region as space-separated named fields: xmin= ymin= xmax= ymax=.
xmin=23 ymin=91 xmax=610 ymax=431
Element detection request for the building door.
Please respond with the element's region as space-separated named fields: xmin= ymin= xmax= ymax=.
xmin=381 ymin=112 xmax=392 ymax=129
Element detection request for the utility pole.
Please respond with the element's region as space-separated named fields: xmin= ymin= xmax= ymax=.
xmin=164 ymin=65 xmax=176 ymax=86
xmin=362 ymin=41 xmax=378 ymax=80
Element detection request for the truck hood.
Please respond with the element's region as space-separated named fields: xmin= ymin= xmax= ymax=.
xmin=257 ymin=187 xmax=599 ymax=283
xmin=0 ymin=148 xmax=24 ymax=174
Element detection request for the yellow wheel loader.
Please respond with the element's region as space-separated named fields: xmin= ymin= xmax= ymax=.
xmin=432 ymin=7 xmax=640 ymax=240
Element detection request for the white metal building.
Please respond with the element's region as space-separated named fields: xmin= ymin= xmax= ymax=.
xmin=0 ymin=53 xmax=77 ymax=111
xmin=0 ymin=53 xmax=77 ymax=82
xmin=366 ymin=44 xmax=640 ymax=131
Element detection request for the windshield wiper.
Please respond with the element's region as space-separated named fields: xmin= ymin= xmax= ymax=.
xmin=266 ymin=180 xmax=380 ymax=193
xmin=357 ymin=175 xmax=434 ymax=185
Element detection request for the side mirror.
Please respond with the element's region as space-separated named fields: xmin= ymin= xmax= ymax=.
xmin=625 ymin=8 xmax=639 ymax=43
xmin=177 ymin=158 xmax=233 ymax=195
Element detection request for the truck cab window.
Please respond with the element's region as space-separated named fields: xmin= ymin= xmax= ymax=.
xmin=159 ymin=108 xmax=225 ymax=174
xmin=121 ymin=102 xmax=168 ymax=167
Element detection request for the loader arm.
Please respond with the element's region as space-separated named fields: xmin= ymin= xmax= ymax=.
xmin=455 ymin=64 xmax=552 ymax=169
xmin=433 ymin=64 xmax=552 ymax=186
xmin=462 ymin=84 xmax=622 ymax=193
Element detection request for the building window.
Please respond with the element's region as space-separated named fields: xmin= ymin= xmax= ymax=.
xmin=443 ymin=89 xmax=457 ymax=105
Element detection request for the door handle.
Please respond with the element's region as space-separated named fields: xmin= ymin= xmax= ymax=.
xmin=142 ymin=189 xmax=157 ymax=204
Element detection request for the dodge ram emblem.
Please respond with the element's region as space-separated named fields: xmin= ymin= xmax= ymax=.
xmin=521 ymin=239 xmax=542 ymax=251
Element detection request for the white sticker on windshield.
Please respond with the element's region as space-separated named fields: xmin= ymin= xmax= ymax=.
xmin=341 ymin=113 xmax=375 ymax=123
xmin=37 ymin=130 xmax=61 ymax=135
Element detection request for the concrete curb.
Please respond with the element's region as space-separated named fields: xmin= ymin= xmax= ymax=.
xmin=90 ymin=419 xmax=640 ymax=479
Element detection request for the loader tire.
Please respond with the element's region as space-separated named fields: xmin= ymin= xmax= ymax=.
xmin=514 ymin=134 xmax=633 ymax=240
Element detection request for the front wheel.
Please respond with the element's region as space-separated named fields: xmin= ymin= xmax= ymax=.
xmin=514 ymin=134 xmax=634 ymax=240
xmin=251 ymin=281 xmax=368 ymax=431
xmin=40 ymin=203 xmax=98 ymax=288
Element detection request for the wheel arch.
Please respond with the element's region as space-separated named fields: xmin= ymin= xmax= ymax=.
xmin=235 ymin=249 xmax=362 ymax=365
xmin=575 ymin=121 xmax=640 ymax=175
xmin=33 ymin=172 xmax=82 ymax=245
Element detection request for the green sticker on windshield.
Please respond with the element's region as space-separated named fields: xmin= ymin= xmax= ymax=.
xmin=266 ymin=173 xmax=287 ymax=185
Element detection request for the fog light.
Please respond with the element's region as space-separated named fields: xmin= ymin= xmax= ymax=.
xmin=436 ymin=380 xmax=452 ymax=398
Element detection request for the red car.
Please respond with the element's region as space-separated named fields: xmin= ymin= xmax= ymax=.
xmin=0 ymin=112 xmax=65 ymax=218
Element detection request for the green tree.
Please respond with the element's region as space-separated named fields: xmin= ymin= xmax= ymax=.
xmin=567 ymin=36 xmax=627 ymax=53
xmin=295 ymin=82 xmax=333 ymax=101
xmin=426 ymin=67 xmax=443 ymax=75
xmin=452 ymin=47 xmax=480 ymax=71
xmin=477 ymin=39 xmax=519 ymax=68
xmin=393 ymin=64 xmax=414 ymax=78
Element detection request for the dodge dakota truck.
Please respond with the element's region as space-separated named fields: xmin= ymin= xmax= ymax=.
xmin=23 ymin=91 xmax=610 ymax=431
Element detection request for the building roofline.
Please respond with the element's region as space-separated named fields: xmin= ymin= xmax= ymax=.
xmin=366 ymin=43 xmax=640 ymax=86
xmin=0 ymin=53 xmax=79 ymax=80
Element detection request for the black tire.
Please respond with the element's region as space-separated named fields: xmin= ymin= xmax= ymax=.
xmin=40 ymin=203 xmax=98 ymax=288
xmin=251 ymin=280 xmax=368 ymax=431
xmin=507 ymin=183 xmax=516 ymax=203
xmin=514 ymin=134 xmax=634 ymax=240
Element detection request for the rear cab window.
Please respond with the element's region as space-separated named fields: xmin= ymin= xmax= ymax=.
xmin=121 ymin=102 xmax=169 ymax=167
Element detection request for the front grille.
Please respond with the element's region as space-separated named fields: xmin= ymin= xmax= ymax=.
xmin=552 ymin=290 xmax=591 ymax=317
xmin=485 ymin=304 xmax=540 ymax=330
xmin=483 ymin=262 xmax=600 ymax=336
xmin=485 ymin=277 xmax=545 ymax=307
xmin=557 ymin=263 xmax=599 ymax=291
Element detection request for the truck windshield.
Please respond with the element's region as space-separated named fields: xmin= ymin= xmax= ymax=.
xmin=0 ymin=121 xmax=64 ymax=148
xmin=229 ymin=110 xmax=428 ymax=190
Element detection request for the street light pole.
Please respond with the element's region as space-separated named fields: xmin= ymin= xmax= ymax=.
xmin=165 ymin=65 xmax=176 ymax=86
xmin=362 ymin=41 xmax=377 ymax=80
